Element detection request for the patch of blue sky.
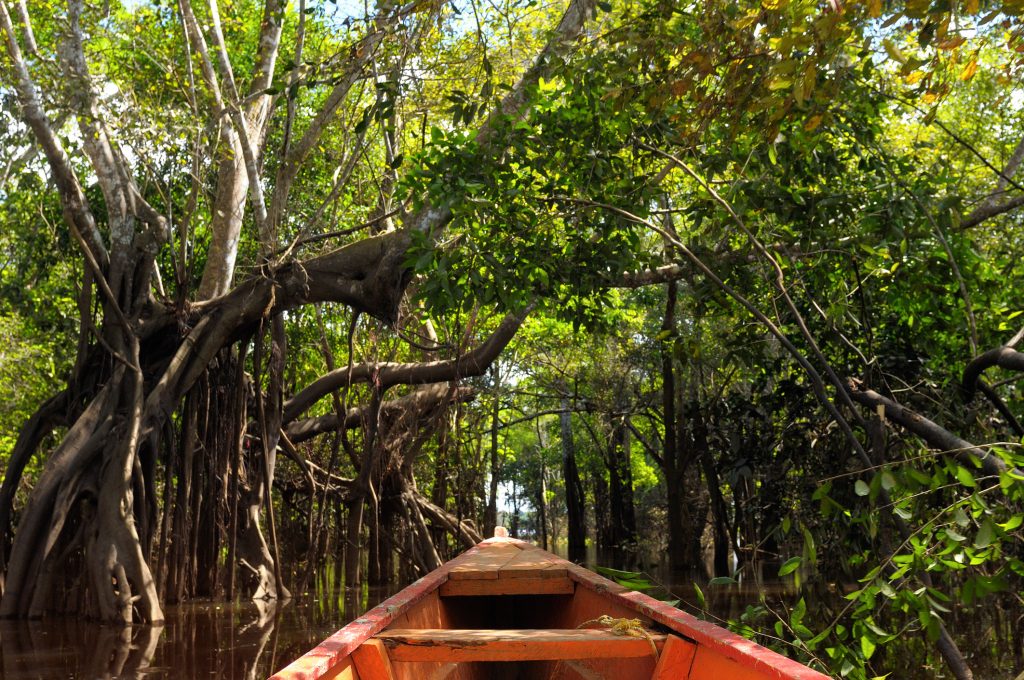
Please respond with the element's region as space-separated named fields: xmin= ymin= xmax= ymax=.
xmin=118 ymin=0 xmax=370 ymax=24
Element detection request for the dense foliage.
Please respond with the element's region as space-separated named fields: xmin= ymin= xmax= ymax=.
xmin=2 ymin=0 xmax=1024 ymax=677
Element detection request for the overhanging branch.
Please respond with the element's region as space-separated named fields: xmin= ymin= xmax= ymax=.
xmin=283 ymin=306 xmax=532 ymax=422
xmin=845 ymin=380 xmax=1008 ymax=478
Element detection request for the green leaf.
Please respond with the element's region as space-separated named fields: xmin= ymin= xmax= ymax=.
xmin=956 ymin=465 xmax=977 ymax=488
xmin=791 ymin=597 xmax=806 ymax=625
xmin=615 ymin=578 xmax=655 ymax=591
xmin=1001 ymin=515 xmax=1023 ymax=532
xmin=802 ymin=526 xmax=817 ymax=565
xmin=944 ymin=528 xmax=967 ymax=542
xmin=855 ymin=480 xmax=870 ymax=496
xmin=594 ymin=566 xmax=644 ymax=580
xmin=861 ymin=635 xmax=877 ymax=659
xmin=779 ymin=556 xmax=802 ymax=576
xmin=865 ymin=619 xmax=889 ymax=637
xmin=693 ymin=583 xmax=705 ymax=609
xmin=974 ymin=520 xmax=994 ymax=549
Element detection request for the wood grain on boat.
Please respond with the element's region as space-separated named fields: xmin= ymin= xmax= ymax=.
xmin=376 ymin=628 xmax=667 ymax=662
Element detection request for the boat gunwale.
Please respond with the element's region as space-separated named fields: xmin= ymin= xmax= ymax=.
xmin=557 ymin=554 xmax=830 ymax=680
xmin=268 ymin=537 xmax=831 ymax=680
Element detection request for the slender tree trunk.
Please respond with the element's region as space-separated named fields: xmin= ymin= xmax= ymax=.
xmin=679 ymin=400 xmax=710 ymax=575
xmin=592 ymin=462 xmax=611 ymax=556
xmin=559 ymin=401 xmax=586 ymax=563
xmin=607 ymin=421 xmax=636 ymax=566
xmin=536 ymin=449 xmax=548 ymax=551
xmin=509 ymin=480 xmax=521 ymax=538
xmin=701 ymin=449 xmax=731 ymax=577
xmin=483 ymin=364 xmax=500 ymax=537
xmin=661 ymin=282 xmax=690 ymax=574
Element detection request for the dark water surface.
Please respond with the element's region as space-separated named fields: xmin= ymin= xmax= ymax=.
xmin=1 ymin=565 xmax=1012 ymax=679
xmin=0 ymin=566 xmax=769 ymax=679
xmin=0 ymin=586 xmax=400 ymax=679
xmin=0 ymin=551 xmax=785 ymax=680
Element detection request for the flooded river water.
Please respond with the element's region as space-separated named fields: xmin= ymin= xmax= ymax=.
xmin=0 ymin=585 xmax=399 ymax=679
xmin=0 ymin=568 xmax=1014 ymax=678
xmin=0 ymin=567 xmax=768 ymax=679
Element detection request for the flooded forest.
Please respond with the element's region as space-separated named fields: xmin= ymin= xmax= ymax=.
xmin=1 ymin=0 xmax=1023 ymax=678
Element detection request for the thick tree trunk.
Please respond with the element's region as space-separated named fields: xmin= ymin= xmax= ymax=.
xmin=0 ymin=0 xmax=596 ymax=624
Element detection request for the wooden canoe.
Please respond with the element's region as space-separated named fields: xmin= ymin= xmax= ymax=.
xmin=269 ymin=537 xmax=829 ymax=680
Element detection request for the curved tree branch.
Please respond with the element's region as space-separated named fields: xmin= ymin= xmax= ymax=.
xmin=414 ymin=494 xmax=483 ymax=548
xmin=961 ymin=346 xmax=1024 ymax=400
xmin=283 ymin=306 xmax=532 ymax=422
xmin=284 ymin=384 xmax=474 ymax=444
xmin=0 ymin=390 xmax=69 ymax=576
xmin=961 ymin=194 xmax=1024 ymax=230
xmin=845 ymin=380 xmax=1008 ymax=479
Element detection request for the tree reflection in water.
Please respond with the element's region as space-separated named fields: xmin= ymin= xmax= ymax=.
xmin=0 ymin=585 xmax=394 ymax=678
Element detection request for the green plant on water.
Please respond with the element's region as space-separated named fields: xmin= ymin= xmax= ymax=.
xmin=593 ymin=565 xmax=680 ymax=607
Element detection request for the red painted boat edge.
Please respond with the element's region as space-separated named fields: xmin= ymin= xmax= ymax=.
xmin=560 ymin=557 xmax=831 ymax=680
xmin=267 ymin=541 xmax=496 ymax=680
xmin=268 ymin=537 xmax=831 ymax=680
xmin=500 ymin=537 xmax=829 ymax=680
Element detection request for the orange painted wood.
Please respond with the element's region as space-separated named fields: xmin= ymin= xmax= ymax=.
xmin=447 ymin=544 xmax=521 ymax=580
xmin=439 ymin=575 xmax=574 ymax=596
xmin=380 ymin=591 xmax=456 ymax=680
xmin=321 ymin=658 xmax=356 ymax=680
xmin=498 ymin=547 xmax=568 ymax=578
xmin=385 ymin=590 xmax=448 ymax=628
xmin=351 ymin=639 xmax=396 ymax=680
xmin=426 ymin=662 xmax=457 ymax=680
xmin=687 ymin=645 xmax=766 ymax=680
xmin=272 ymin=537 xmax=829 ymax=680
xmin=375 ymin=628 xmax=665 ymax=663
xmin=547 ymin=656 xmax=658 ymax=680
xmin=545 ymin=582 xmax=640 ymax=629
xmin=652 ymin=635 xmax=697 ymax=679
xmin=561 ymin=559 xmax=829 ymax=680
xmin=561 ymin=660 xmax=609 ymax=680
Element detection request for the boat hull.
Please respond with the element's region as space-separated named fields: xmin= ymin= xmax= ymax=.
xmin=269 ymin=538 xmax=829 ymax=680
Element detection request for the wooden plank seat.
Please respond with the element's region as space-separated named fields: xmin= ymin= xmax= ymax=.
xmin=370 ymin=628 xmax=668 ymax=663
